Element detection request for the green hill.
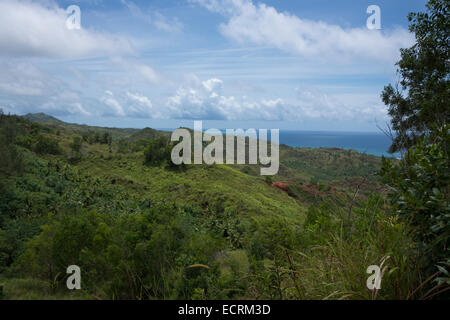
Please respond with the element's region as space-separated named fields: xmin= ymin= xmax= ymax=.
xmin=127 ymin=127 xmax=171 ymax=141
xmin=0 ymin=113 xmax=417 ymax=300
xmin=22 ymin=112 xmax=63 ymax=124
xmin=22 ymin=112 xmax=140 ymax=140
xmin=14 ymin=113 xmax=385 ymax=216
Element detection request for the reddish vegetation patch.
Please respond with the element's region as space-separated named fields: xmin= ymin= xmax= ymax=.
xmin=271 ymin=181 xmax=348 ymax=199
xmin=271 ymin=181 xmax=288 ymax=192
xmin=330 ymin=187 xmax=346 ymax=198
xmin=299 ymin=185 xmax=326 ymax=196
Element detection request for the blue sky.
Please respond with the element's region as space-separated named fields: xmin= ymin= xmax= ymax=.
xmin=0 ymin=0 xmax=427 ymax=131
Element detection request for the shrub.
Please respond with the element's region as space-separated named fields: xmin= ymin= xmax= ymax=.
xmin=380 ymin=125 xmax=449 ymax=280
xmin=247 ymin=195 xmax=421 ymax=299
xmin=34 ymin=135 xmax=62 ymax=155
xmin=70 ymin=136 xmax=83 ymax=155
xmin=144 ymin=137 xmax=170 ymax=166
xmin=16 ymin=204 xmax=225 ymax=299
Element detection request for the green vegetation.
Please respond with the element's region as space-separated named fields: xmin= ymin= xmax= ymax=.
xmin=0 ymin=0 xmax=448 ymax=300
xmin=381 ymin=126 xmax=449 ymax=287
xmin=0 ymin=108 xmax=445 ymax=300
xmin=381 ymin=0 xmax=449 ymax=152
xmin=378 ymin=0 xmax=450 ymax=298
xmin=144 ymin=136 xmax=171 ymax=166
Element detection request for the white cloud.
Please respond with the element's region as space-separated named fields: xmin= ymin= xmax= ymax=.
xmin=202 ymin=78 xmax=223 ymax=92
xmin=0 ymin=58 xmax=388 ymax=123
xmin=40 ymin=99 xmax=91 ymax=117
xmin=0 ymin=61 xmax=93 ymax=116
xmin=111 ymin=57 xmax=162 ymax=85
xmin=294 ymin=89 xmax=388 ymax=122
xmin=69 ymin=102 xmax=91 ymax=116
xmin=126 ymin=91 xmax=162 ymax=118
xmin=153 ymin=12 xmax=184 ymax=33
xmin=97 ymin=90 xmax=162 ymax=118
xmin=188 ymin=0 xmax=234 ymax=15
xmin=192 ymin=0 xmax=414 ymax=62
xmin=166 ymin=76 xmax=243 ymax=119
xmin=0 ymin=0 xmax=134 ymax=58
xmin=100 ymin=91 xmax=126 ymax=117
xmin=0 ymin=59 xmax=163 ymax=119
xmin=121 ymin=0 xmax=183 ymax=33
xmin=166 ymin=76 xmax=388 ymax=122
xmin=0 ymin=62 xmax=51 ymax=96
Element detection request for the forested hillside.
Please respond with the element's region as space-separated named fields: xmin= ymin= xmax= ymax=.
xmin=0 ymin=0 xmax=448 ymax=301
xmin=0 ymin=112 xmax=425 ymax=300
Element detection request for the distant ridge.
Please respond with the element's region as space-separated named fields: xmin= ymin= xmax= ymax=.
xmin=20 ymin=112 xmax=153 ymax=140
xmin=22 ymin=112 xmax=63 ymax=124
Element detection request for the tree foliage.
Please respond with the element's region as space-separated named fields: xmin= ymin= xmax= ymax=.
xmin=380 ymin=126 xmax=449 ymax=279
xmin=70 ymin=136 xmax=83 ymax=155
xmin=378 ymin=0 xmax=450 ymax=295
xmin=381 ymin=0 xmax=449 ymax=153
xmin=144 ymin=136 xmax=171 ymax=166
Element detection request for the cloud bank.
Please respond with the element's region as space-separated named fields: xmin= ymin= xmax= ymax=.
xmin=0 ymin=0 xmax=396 ymax=127
xmin=0 ymin=0 xmax=133 ymax=58
xmin=192 ymin=0 xmax=414 ymax=62
xmin=165 ymin=76 xmax=387 ymax=122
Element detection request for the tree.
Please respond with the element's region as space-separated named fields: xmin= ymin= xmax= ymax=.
xmin=381 ymin=0 xmax=449 ymax=153
xmin=70 ymin=136 xmax=83 ymax=155
xmin=0 ymin=115 xmax=25 ymax=188
xmin=144 ymin=136 xmax=170 ymax=166
xmin=34 ymin=135 xmax=62 ymax=155
xmin=102 ymin=132 xmax=112 ymax=145
xmin=380 ymin=125 xmax=449 ymax=277
xmin=380 ymin=0 xmax=450 ymax=292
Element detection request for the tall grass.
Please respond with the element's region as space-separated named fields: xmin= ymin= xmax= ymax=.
xmin=247 ymin=195 xmax=430 ymax=300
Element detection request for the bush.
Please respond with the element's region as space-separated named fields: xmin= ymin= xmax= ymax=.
xmin=70 ymin=136 xmax=83 ymax=155
xmin=380 ymin=125 xmax=449 ymax=280
xmin=144 ymin=137 xmax=170 ymax=166
xmin=247 ymin=195 xmax=421 ymax=299
xmin=16 ymin=204 xmax=225 ymax=299
xmin=34 ymin=135 xmax=62 ymax=155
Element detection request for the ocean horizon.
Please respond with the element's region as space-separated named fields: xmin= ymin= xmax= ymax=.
xmin=277 ymin=130 xmax=396 ymax=157
xmin=158 ymin=127 xmax=397 ymax=158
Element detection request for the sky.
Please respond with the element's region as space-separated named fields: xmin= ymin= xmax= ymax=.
xmin=0 ymin=0 xmax=428 ymax=131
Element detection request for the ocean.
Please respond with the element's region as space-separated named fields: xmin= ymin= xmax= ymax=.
xmin=160 ymin=128 xmax=397 ymax=158
xmin=278 ymin=130 xmax=396 ymax=157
